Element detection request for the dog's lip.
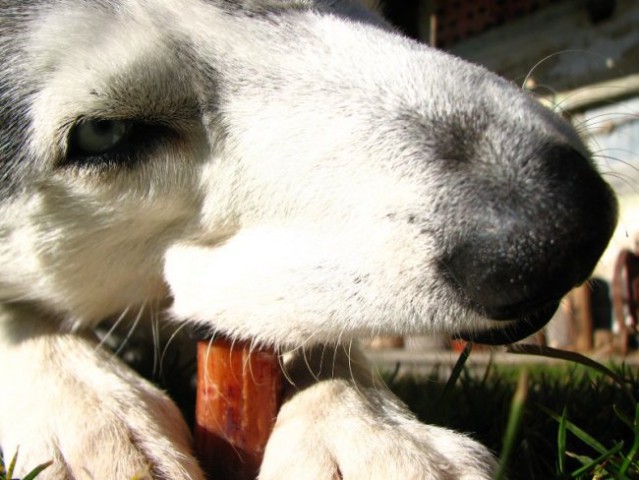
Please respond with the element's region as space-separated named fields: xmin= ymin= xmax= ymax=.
xmin=455 ymin=302 xmax=559 ymax=345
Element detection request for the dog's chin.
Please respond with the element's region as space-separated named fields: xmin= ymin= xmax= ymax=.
xmin=456 ymin=302 xmax=559 ymax=345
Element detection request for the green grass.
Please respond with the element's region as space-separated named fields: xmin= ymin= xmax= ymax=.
xmin=0 ymin=447 xmax=51 ymax=480
xmin=387 ymin=346 xmax=639 ymax=479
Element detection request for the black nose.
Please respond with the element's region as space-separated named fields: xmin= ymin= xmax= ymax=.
xmin=441 ymin=145 xmax=617 ymax=323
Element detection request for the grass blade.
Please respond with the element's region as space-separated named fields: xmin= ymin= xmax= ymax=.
xmin=614 ymin=404 xmax=634 ymax=429
xmin=538 ymin=404 xmax=609 ymax=455
xmin=569 ymin=442 xmax=625 ymax=478
xmin=437 ymin=341 xmax=472 ymax=407
xmin=21 ymin=461 xmax=53 ymax=480
xmin=6 ymin=448 xmax=18 ymax=480
xmin=557 ymin=406 xmax=568 ymax=475
xmin=495 ymin=369 xmax=528 ymax=480
xmin=507 ymin=344 xmax=636 ymax=403
xmin=619 ymin=404 xmax=639 ymax=476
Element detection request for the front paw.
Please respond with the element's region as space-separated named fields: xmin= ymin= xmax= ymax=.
xmin=260 ymin=379 xmax=495 ymax=480
xmin=0 ymin=333 xmax=204 ymax=480
xmin=3 ymin=383 xmax=203 ymax=480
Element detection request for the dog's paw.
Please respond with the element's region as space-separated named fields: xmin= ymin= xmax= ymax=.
xmin=260 ymin=379 xmax=495 ymax=480
xmin=0 ymin=333 xmax=204 ymax=480
xmin=5 ymin=413 xmax=201 ymax=480
xmin=3 ymin=382 xmax=204 ymax=480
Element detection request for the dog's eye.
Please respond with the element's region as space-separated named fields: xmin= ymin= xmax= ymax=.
xmin=70 ymin=119 xmax=131 ymax=156
xmin=64 ymin=118 xmax=173 ymax=168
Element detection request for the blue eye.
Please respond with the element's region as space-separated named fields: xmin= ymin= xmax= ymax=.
xmin=70 ymin=119 xmax=132 ymax=155
xmin=64 ymin=118 xmax=175 ymax=168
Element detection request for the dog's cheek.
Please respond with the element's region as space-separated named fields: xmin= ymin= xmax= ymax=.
xmin=163 ymin=223 xmax=455 ymax=345
xmin=163 ymin=232 xmax=348 ymax=344
xmin=0 ymin=184 xmax=189 ymax=322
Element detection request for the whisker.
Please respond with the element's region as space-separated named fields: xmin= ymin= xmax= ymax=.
xmin=160 ymin=322 xmax=190 ymax=378
xmin=285 ymin=329 xmax=321 ymax=356
xmin=202 ymin=336 xmax=215 ymax=390
xmin=246 ymin=338 xmax=259 ymax=385
xmin=346 ymin=340 xmax=355 ymax=384
xmin=96 ymin=306 xmax=130 ymax=352
xmin=594 ymin=147 xmax=639 ymax=158
xmin=343 ymin=340 xmax=367 ymax=398
xmin=279 ymin=330 xmax=323 ymax=385
xmin=151 ymin=304 xmax=161 ymax=378
xmin=114 ymin=303 xmax=145 ymax=357
xmin=522 ymin=49 xmax=613 ymax=91
xmin=333 ymin=325 xmax=350 ymax=378
xmin=278 ymin=351 xmax=296 ymax=388
xmin=302 ymin=344 xmax=321 ymax=383
xmin=330 ymin=341 xmax=339 ymax=379
xmin=229 ymin=336 xmax=244 ymax=386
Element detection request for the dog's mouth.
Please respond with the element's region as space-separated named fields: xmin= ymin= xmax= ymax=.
xmin=455 ymin=301 xmax=559 ymax=345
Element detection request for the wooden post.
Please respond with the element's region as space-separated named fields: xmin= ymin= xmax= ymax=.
xmin=195 ymin=338 xmax=282 ymax=479
xmin=612 ymin=249 xmax=639 ymax=354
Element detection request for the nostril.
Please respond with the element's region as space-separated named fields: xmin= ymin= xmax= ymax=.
xmin=442 ymin=235 xmax=569 ymax=320
xmin=439 ymin=141 xmax=617 ymax=321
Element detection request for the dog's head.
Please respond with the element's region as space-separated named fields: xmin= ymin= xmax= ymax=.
xmin=0 ymin=0 xmax=617 ymax=346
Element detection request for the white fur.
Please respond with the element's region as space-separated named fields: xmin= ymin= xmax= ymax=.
xmin=0 ymin=0 xmax=616 ymax=478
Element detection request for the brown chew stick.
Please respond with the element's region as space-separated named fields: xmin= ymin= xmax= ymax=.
xmin=194 ymin=338 xmax=282 ymax=479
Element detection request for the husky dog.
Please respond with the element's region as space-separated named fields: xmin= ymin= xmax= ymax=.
xmin=0 ymin=0 xmax=617 ymax=478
